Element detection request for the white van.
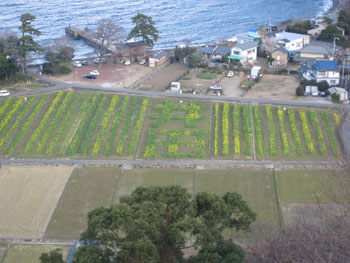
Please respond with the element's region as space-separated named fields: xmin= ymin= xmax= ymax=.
xmin=73 ymin=61 xmax=82 ymax=67
xmin=0 ymin=90 xmax=10 ymax=97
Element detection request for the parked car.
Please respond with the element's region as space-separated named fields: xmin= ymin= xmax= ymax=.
xmin=83 ymin=74 xmax=97 ymax=79
xmin=81 ymin=61 xmax=89 ymax=66
xmin=208 ymin=84 xmax=222 ymax=91
xmin=227 ymin=71 xmax=234 ymax=77
xmin=124 ymin=59 xmax=131 ymax=66
xmin=89 ymin=70 xmax=100 ymax=76
xmin=320 ymin=91 xmax=327 ymax=97
xmin=0 ymin=90 xmax=10 ymax=97
xmin=73 ymin=61 xmax=82 ymax=67
xmin=139 ymin=59 xmax=146 ymax=65
xmin=93 ymin=58 xmax=100 ymax=64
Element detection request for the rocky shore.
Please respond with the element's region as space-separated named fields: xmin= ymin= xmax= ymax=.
xmin=325 ymin=0 xmax=350 ymax=20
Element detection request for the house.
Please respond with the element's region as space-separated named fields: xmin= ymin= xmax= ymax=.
xmin=307 ymin=18 xmax=328 ymax=39
xmin=302 ymin=59 xmax=340 ymax=86
xmin=201 ymin=45 xmax=232 ymax=62
xmin=228 ymin=42 xmax=258 ymax=65
xmin=148 ymin=51 xmax=169 ymax=67
xmin=294 ymin=43 xmax=334 ymax=63
xmin=227 ymin=29 xmax=260 ymax=44
xmin=270 ymin=47 xmax=288 ymax=68
xmin=112 ymin=41 xmax=147 ymax=63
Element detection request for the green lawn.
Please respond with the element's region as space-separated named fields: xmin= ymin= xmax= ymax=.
xmin=45 ymin=167 xmax=120 ymax=239
xmin=196 ymin=73 xmax=217 ymax=79
xmin=4 ymin=245 xmax=72 ymax=263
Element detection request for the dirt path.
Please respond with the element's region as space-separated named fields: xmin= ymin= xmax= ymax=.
xmin=338 ymin=107 xmax=350 ymax=160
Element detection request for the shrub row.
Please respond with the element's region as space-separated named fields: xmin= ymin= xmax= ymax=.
xmin=321 ymin=112 xmax=338 ymax=154
xmin=277 ymin=107 xmax=289 ymax=154
xmin=309 ymin=111 xmax=327 ymax=155
xmin=266 ymin=107 xmax=277 ymax=156
xmin=222 ymin=103 xmax=229 ymax=156
xmin=25 ymin=92 xmax=64 ymax=154
xmin=299 ymin=110 xmax=315 ymax=154
xmin=287 ymin=109 xmax=302 ymax=155
xmin=214 ymin=103 xmax=219 ymax=156
xmin=253 ymin=106 xmax=263 ymax=156
xmin=233 ymin=104 xmax=240 ymax=155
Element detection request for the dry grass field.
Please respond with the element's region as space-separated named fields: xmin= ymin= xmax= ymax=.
xmin=0 ymin=165 xmax=72 ymax=238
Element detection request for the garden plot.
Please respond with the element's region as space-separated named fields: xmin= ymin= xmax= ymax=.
xmin=140 ymin=99 xmax=211 ymax=158
xmin=3 ymin=244 xmax=72 ymax=263
xmin=0 ymin=165 xmax=72 ymax=239
xmin=45 ymin=167 xmax=119 ymax=239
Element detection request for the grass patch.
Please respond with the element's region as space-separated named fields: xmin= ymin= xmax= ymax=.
xmin=196 ymin=73 xmax=217 ymax=79
xmin=45 ymin=167 xmax=119 ymax=239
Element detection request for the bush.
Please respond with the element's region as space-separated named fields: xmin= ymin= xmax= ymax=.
xmin=331 ymin=93 xmax=340 ymax=103
xmin=296 ymin=86 xmax=305 ymax=96
xmin=317 ymin=81 xmax=330 ymax=91
xmin=289 ymin=70 xmax=299 ymax=74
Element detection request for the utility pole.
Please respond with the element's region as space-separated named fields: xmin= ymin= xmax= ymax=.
xmin=332 ymin=37 xmax=339 ymax=60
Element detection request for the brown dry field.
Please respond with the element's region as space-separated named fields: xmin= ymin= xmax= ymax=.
xmin=46 ymin=63 xmax=153 ymax=88
xmin=0 ymin=165 xmax=73 ymax=238
xmin=243 ymin=74 xmax=299 ymax=100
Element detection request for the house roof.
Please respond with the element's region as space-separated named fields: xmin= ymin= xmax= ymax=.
xmin=214 ymin=45 xmax=232 ymax=54
xmin=275 ymin=32 xmax=308 ymax=42
xmin=149 ymin=50 xmax=168 ymax=59
xmin=312 ymin=60 xmax=338 ymax=71
xmin=201 ymin=45 xmax=231 ymax=56
xmin=118 ymin=41 xmax=146 ymax=48
xmin=299 ymin=44 xmax=332 ymax=55
xmin=235 ymin=41 xmax=258 ymax=51
xmin=272 ymin=47 xmax=288 ymax=54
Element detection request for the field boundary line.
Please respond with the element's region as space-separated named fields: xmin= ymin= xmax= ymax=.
xmin=42 ymin=169 xmax=75 ymax=240
xmin=250 ymin=105 xmax=256 ymax=161
xmin=0 ymin=245 xmax=11 ymax=263
xmin=111 ymin=168 xmax=123 ymax=204
xmin=134 ymin=98 xmax=151 ymax=160
xmin=273 ymin=168 xmax=284 ymax=231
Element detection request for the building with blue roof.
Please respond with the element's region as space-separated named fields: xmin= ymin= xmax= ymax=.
xmin=303 ymin=59 xmax=340 ymax=86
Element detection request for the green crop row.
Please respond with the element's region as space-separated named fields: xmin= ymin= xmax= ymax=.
xmin=277 ymin=107 xmax=289 ymax=154
xmin=0 ymin=98 xmax=34 ymax=150
xmin=68 ymin=93 xmax=101 ymax=155
xmin=287 ymin=109 xmax=302 ymax=155
xmin=222 ymin=103 xmax=229 ymax=156
xmin=299 ymin=111 xmax=315 ymax=154
xmin=253 ymin=106 xmax=263 ymax=156
xmin=116 ymin=97 xmax=139 ymax=155
xmin=36 ymin=92 xmax=74 ymax=154
xmin=92 ymin=95 xmax=119 ymax=155
xmin=309 ymin=111 xmax=327 ymax=155
xmin=321 ymin=112 xmax=338 ymax=154
xmin=334 ymin=113 xmax=340 ymax=126
xmin=266 ymin=107 xmax=277 ymax=156
xmin=128 ymin=98 xmax=149 ymax=155
xmin=0 ymin=98 xmax=24 ymax=135
xmin=0 ymin=98 xmax=14 ymax=120
xmin=233 ymin=104 xmax=240 ymax=155
xmin=105 ymin=96 xmax=129 ymax=156
xmin=213 ymin=103 xmax=219 ymax=156
xmin=5 ymin=95 xmax=48 ymax=155
xmin=46 ymin=93 xmax=83 ymax=156
xmin=242 ymin=106 xmax=252 ymax=156
xmin=25 ymin=92 xmax=64 ymax=154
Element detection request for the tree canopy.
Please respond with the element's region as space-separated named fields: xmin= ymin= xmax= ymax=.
xmin=72 ymin=186 xmax=256 ymax=263
xmin=128 ymin=13 xmax=160 ymax=46
xmin=39 ymin=250 xmax=64 ymax=263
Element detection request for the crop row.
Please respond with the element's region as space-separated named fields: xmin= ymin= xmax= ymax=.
xmin=116 ymin=97 xmax=139 ymax=155
xmin=309 ymin=111 xmax=326 ymax=155
xmin=47 ymin=93 xmax=83 ymax=156
xmin=299 ymin=111 xmax=315 ymax=154
xmin=0 ymin=98 xmax=24 ymax=135
xmin=5 ymin=95 xmax=48 ymax=155
xmin=266 ymin=107 xmax=277 ymax=156
xmin=214 ymin=103 xmax=219 ymax=156
xmin=105 ymin=96 xmax=129 ymax=156
xmin=0 ymin=98 xmax=35 ymax=150
xmin=0 ymin=98 xmax=14 ymax=120
xmin=253 ymin=106 xmax=263 ymax=156
xmin=233 ymin=104 xmax=240 ymax=155
xmin=242 ymin=106 xmax=252 ymax=156
xmin=287 ymin=109 xmax=302 ymax=155
xmin=277 ymin=107 xmax=289 ymax=154
xmin=321 ymin=112 xmax=338 ymax=154
xmin=222 ymin=103 xmax=229 ymax=156
xmin=92 ymin=95 xmax=119 ymax=155
xmin=36 ymin=92 xmax=74 ymax=154
xmin=128 ymin=98 xmax=149 ymax=155
xmin=334 ymin=113 xmax=340 ymax=126
xmin=25 ymin=92 xmax=64 ymax=154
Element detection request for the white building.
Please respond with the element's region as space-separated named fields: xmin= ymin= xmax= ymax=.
xmin=303 ymin=59 xmax=340 ymax=86
xmin=265 ymin=32 xmax=310 ymax=54
xmin=228 ymin=42 xmax=258 ymax=65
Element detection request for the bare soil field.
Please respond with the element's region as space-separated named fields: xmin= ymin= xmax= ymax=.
xmin=46 ymin=63 xmax=152 ymax=88
xmin=0 ymin=165 xmax=72 ymax=238
xmin=140 ymin=63 xmax=188 ymax=91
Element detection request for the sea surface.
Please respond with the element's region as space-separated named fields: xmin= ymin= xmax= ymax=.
xmin=0 ymin=0 xmax=332 ymax=58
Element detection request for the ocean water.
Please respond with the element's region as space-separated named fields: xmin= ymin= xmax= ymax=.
xmin=0 ymin=0 xmax=332 ymax=58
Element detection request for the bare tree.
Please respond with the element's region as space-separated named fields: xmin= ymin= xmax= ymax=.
xmin=94 ymin=19 xmax=125 ymax=67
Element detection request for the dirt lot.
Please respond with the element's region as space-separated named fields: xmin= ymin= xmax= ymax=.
xmin=0 ymin=165 xmax=72 ymax=238
xmin=47 ymin=63 xmax=153 ymax=88
xmin=242 ymin=74 xmax=299 ymax=100
xmin=140 ymin=63 xmax=188 ymax=91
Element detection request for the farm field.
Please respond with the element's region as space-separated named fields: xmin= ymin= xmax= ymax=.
xmin=0 ymin=165 xmax=72 ymax=238
xmin=45 ymin=167 xmax=119 ymax=239
xmin=0 ymin=91 xmax=342 ymax=160
xmin=3 ymin=244 xmax=72 ymax=263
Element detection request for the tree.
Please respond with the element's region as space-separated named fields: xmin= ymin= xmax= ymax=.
xmin=188 ymin=53 xmax=205 ymax=68
xmin=286 ymin=20 xmax=312 ymax=34
xmin=317 ymin=24 xmax=344 ymax=42
xmin=39 ymin=250 xmax=64 ymax=263
xmin=128 ymin=13 xmax=160 ymax=46
xmin=95 ymin=19 xmax=125 ymax=67
xmin=0 ymin=32 xmax=20 ymax=80
xmin=18 ymin=13 xmax=43 ymax=74
xmin=72 ymin=186 xmax=256 ymax=263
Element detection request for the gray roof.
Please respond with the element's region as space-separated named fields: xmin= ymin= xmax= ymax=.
xmin=150 ymin=50 xmax=168 ymax=59
xmin=300 ymin=44 xmax=332 ymax=56
xmin=201 ymin=45 xmax=231 ymax=56
xmin=235 ymin=41 xmax=258 ymax=51
xmin=272 ymin=47 xmax=288 ymax=54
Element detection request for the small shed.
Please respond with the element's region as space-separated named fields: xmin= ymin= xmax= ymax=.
xmin=328 ymin=87 xmax=349 ymax=102
xmin=149 ymin=51 xmax=169 ymax=67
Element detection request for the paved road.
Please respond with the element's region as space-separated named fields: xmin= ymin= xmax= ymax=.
xmin=14 ymin=67 xmax=346 ymax=109
xmin=0 ymin=158 xmax=338 ymax=167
